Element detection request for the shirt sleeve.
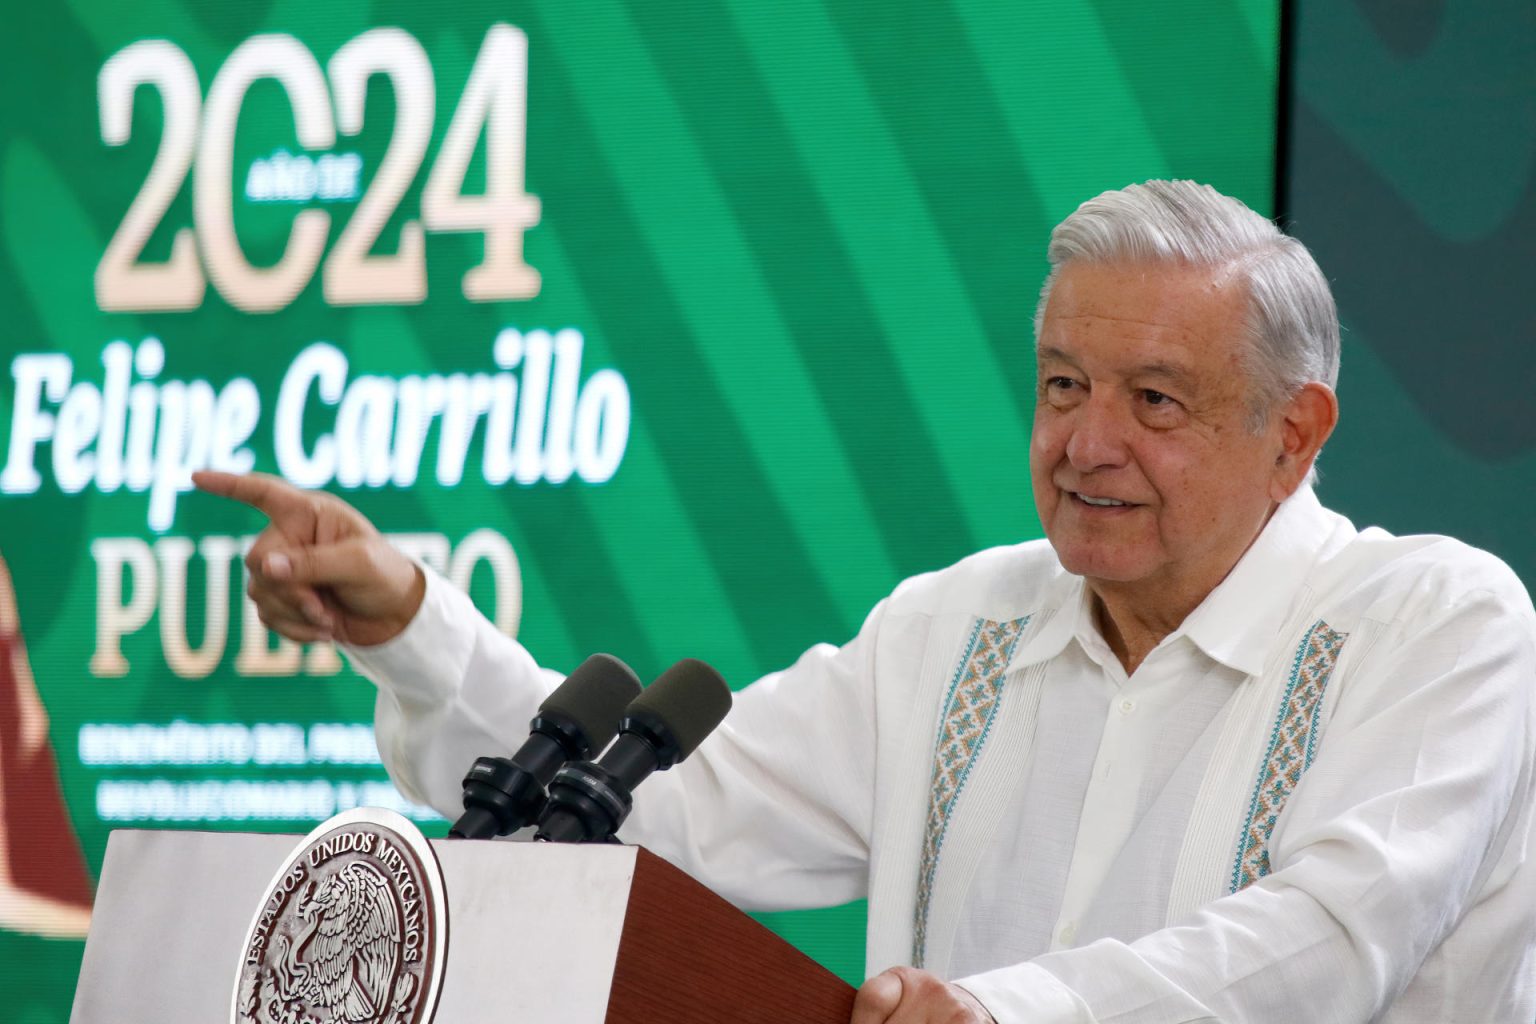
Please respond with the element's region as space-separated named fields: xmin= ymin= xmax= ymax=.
xmin=956 ymin=579 xmax=1536 ymax=1024
xmin=343 ymin=565 xmax=883 ymax=912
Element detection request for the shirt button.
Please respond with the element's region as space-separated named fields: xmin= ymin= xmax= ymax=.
xmin=1119 ymin=699 xmax=1136 ymax=714
xmin=1058 ymin=922 xmax=1077 ymax=946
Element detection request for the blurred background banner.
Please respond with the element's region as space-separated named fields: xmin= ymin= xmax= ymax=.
xmin=0 ymin=0 xmax=1303 ymax=1017
xmin=1284 ymin=0 xmax=1536 ymax=589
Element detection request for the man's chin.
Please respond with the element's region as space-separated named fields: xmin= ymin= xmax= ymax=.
xmin=1050 ymin=543 xmax=1154 ymax=585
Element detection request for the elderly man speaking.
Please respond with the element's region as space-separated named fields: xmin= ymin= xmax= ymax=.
xmin=197 ymin=181 xmax=1536 ymax=1023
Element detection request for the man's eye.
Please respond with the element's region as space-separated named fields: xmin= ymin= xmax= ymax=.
xmin=1048 ymin=376 xmax=1077 ymax=391
xmin=1142 ymin=389 xmax=1173 ymax=406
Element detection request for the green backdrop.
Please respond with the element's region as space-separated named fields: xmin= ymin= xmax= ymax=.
xmin=1284 ymin=0 xmax=1536 ymax=592
xmin=0 ymin=1 xmax=1278 ymax=1018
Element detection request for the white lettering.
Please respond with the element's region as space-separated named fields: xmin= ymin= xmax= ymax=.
xmin=253 ymin=723 xmax=307 ymax=765
xmin=543 ymin=327 xmax=582 ymax=484
xmin=391 ymin=374 xmax=446 ymax=487
xmin=79 ymin=721 xmax=255 ymax=766
xmin=513 ymin=328 xmax=551 ymax=485
xmin=2 ymin=352 xmax=72 ymax=493
xmin=434 ymin=373 xmax=493 ymax=487
xmin=92 ymin=778 xmax=440 ymax=823
xmin=54 ymin=381 xmax=102 ymax=493
xmin=244 ymin=149 xmax=363 ymax=203
xmin=90 ymin=530 xmax=516 ymax=677
xmin=334 ymin=375 xmax=396 ymax=487
xmin=90 ymin=536 xmax=158 ymax=677
xmin=124 ymin=337 xmax=164 ymax=491
xmin=6 ymin=326 xmax=629 ymax=525
xmin=306 ymin=723 xmax=380 ymax=765
xmin=574 ymin=368 xmax=630 ymax=484
xmin=158 ymin=534 xmax=240 ymax=678
xmin=211 ymin=378 xmax=260 ymax=475
xmin=274 ymin=341 xmax=346 ymax=487
xmin=78 ymin=721 xmax=383 ymax=768
xmin=482 ymin=328 xmax=522 ymax=485
xmin=149 ymin=379 xmax=216 ymax=531
xmin=97 ymin=341 xmax=133 ymax=490
xmin=447 ymin=528 xmax=522 ymax=636
xmin=94 ymin=778 xmax=339 ymax=822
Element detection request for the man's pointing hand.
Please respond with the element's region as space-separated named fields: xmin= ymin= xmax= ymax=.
xmin=192 ymin=470 xmax=424 ymax=647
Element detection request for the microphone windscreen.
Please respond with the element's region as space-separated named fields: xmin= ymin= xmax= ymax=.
xmin=630 ymin=658 xmax=733 ymax=760
xmin=540 ymin=654 xmax=644 ymax=748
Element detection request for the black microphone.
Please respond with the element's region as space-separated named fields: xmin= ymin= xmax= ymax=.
xmin=535 ymin=658 xmax=732 ymax=844
xmin=448 ymin=653 xmax=643 ymax=839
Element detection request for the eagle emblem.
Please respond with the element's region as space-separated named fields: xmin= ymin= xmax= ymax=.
xmin=234 ymin=811 xmax=445 ymax=1024
xmin=294 ymin=862 xmax=401 ymax=1021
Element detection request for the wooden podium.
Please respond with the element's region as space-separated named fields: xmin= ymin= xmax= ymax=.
xmin=69 ymin=820 xmax=855 ymax=1023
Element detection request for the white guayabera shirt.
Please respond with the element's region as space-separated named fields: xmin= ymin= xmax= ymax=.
xmin=349 ymin=486 xmax=1536 ymax=1023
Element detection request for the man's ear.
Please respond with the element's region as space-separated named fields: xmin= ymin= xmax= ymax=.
xmin=1270 ymin=382 xmax=1338 ymax=501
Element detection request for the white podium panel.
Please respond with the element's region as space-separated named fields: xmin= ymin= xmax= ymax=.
xmin=71 ymin=829 xmax=635 ymax=1024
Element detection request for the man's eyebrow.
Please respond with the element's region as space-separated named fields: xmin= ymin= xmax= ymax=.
xmin=1132 ymin=361 xmax=1200 ymax=390
xmin=1035 ymin=348 xmax=1201 ymax=391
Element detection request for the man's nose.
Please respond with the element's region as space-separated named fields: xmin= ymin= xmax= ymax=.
xmin=1063 ymin=393 xmax=1131 ymax=471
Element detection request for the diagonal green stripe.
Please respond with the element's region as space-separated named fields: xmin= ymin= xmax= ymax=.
xmin=525 ymin=227 xmax=762 ymax=687
xmin=1233 ymin=0 xmax=1281 ymax=77
xmin=0 ymin=140 xmax=119 ymax=644
xmin=949 ymin=0 xmax=1171 ymax=217
xmin=632 ymin=0 xmax=1007 ymax=571
xmin=724 ymin=0 xmax=1039 ymax=553
xmin=4 ymin=0 xmax=139 ymax=257
xmin=530 ymin=0 xmax=900 ymax=632
xmin=520 ymin=5 xmax=854 ymax=669
xmin=1 ymin=142 xmax=117 ymax=364
xmin=823 ymin=0 xmax=1053 ymax=434
xmin=1088 ymin=0 xmax=1278 ymax=213
xmin=319 ymin=27 xmax=619 ymax=674
xmin=261 ymin=0 xmax=371 ymax=42
xmin=340 ymin=307 xmax=600 ymax=674
xmin=64 ymin=0 xmax=219 ymax=59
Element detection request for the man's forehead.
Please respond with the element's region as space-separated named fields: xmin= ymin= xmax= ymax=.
xmin=1044 ymin=261 xmax=1246 ymax=321
xmin=1038 ymin=262 xmax=1249 ymax=372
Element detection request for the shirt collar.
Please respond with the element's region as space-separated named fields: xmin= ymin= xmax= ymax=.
xmin=1008 ymin=572 xmax=1095 ymax=670
xmin=1007 ymin=486 xmax=1333 ymax=678
xmin=1175 ymin=485 xmax=1332 ymax=676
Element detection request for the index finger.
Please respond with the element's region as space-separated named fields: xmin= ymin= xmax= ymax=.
xmin=193 ymin=470 xmax=312 ymax=519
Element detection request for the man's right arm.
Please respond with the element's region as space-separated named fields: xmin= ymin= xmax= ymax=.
xmin=347 ymin=559 xmax=883 ymax=914
xmin=193 ymin=471 xmax=880 ymax=912
xmin=192 ymin=470 xmax=563 ymax=818
xmin=343 ymin=567 xmax=564 ymax=817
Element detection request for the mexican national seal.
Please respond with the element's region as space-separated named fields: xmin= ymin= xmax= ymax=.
xmin=232 ymin=807 xmax=447 ymax=1024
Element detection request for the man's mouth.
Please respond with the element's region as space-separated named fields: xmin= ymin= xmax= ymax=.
xmin=1070 ymin=492 xmax=1134 ymax=508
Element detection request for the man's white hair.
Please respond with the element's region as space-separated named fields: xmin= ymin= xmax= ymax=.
xmin=1034 ymin=180 xmax=1340 ymax=437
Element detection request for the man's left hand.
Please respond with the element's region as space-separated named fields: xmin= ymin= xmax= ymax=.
xmin=851 ymin=966 xmax=997 ymax=1023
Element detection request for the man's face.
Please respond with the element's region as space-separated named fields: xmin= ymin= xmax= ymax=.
xmin=1031 ymin=261 xmax=1287 ymax=604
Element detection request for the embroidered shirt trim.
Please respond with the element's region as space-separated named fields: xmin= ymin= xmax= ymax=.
xmin=912 ymin=615 xmax=1031 ymax=967
xmin=1230 ymin=619 xmax=1349 ymax=892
